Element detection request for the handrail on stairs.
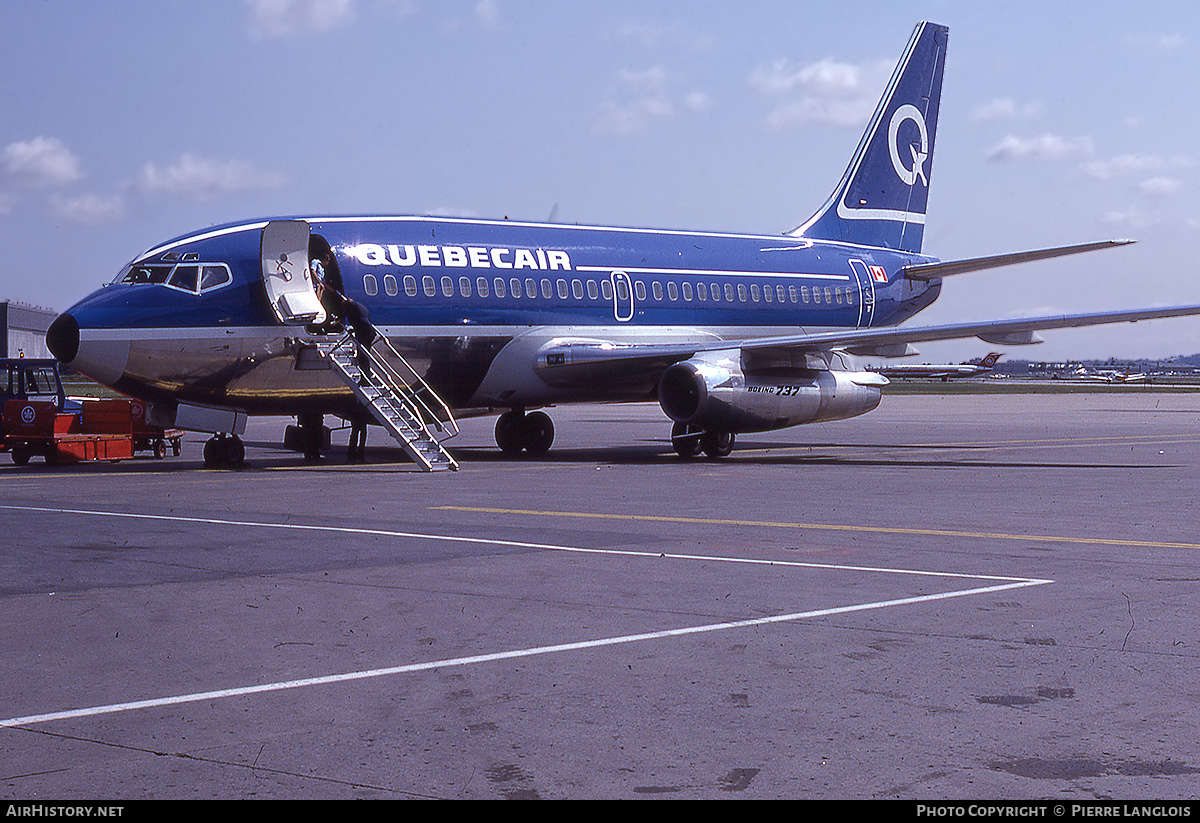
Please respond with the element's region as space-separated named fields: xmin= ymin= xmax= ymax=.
xmin=328 ymin=329 xmax=460 ymax=443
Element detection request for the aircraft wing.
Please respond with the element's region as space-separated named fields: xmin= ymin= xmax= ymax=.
xmin=535 ymin=303 xmax=1200 ymax=384
xmin=733 ymin=303 xmax=1200 ymax=354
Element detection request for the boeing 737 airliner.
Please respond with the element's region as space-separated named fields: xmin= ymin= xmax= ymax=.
xmin=43 ymin=22 xmax=1200 ymax=468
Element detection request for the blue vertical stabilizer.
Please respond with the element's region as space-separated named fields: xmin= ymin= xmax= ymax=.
xmin=791 ymin=22 xmax=948 ymax=254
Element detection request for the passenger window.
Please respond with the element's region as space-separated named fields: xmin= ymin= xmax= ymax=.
xmin=601 ymin=280 xmax=613 ymax=300
xmin=525 ymin=278 xmax=537 ymax=298
xmin=541 ymin=279 xmax=552 ymax=299
xmin=510 ymin=278 xmax=522 ymax=298
xmin=697 ymin=283 xmax=707 ymax=301
xmin=635 ymin=281 xmax=646 ymax=301
xmin=441 ymin=276 xmax=453 ymax=297
xmin=423 ymin=276 xmax=436 ymax=297
xmin=789 ymin=285 xmax=798 ymax=302
xmin=710 ymin=282 xmax=721 ymax=302
xmin=364 ymin=274 xmax=378 ymax=296
xmin=459 ymin=276 xmax=472 ymax=297
xmin=476 ymin=276 xmax=490 ymax=297
xmin=802 ymin=285 xmax=810 ymax=303
xmin=384 ymin=274 xmax=398 ymax=296
xmin=404 ymin=275 xmax=418 ymax=297
xmin=652 ymin=282 xmax=663 ymax=300
xmin=777 ymin=285 xmax=787 ymax=303
xmin=572 ymin=279 xmax=584 ymax=299
xmin=763 ymin=284 xmax=773 ymax=302
xmin=824 ymin=287 xmax=833 ymax=303
xmin=737 ymin=284 xmax=747 ymax=302
xmin=557 ymin=279 xmax=569 ymax=299
xmin=667 ymin=282 xmax=678 ymax=301
xmin=615 ymin=278 xmax=630 ymax=301
xmin=751 ymin=284 xmax=761 ymax=302
xmin=494 ymin=277 xmax=506 ymax=298
xmin=682 ymin=282 xmax=693 ymax=301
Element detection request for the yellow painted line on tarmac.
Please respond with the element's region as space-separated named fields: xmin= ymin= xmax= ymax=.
xmin=433 ymin=505 xmax=1200 ymax=552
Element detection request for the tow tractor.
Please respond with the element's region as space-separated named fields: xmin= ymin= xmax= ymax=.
xmin=2 ymin=358 xmax=183 ymax=465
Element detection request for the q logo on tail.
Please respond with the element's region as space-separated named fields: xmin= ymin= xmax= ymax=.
xmin=888 ymin=105 xmax=930 ymax=187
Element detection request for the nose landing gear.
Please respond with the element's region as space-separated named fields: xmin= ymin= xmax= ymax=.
xmin=202 ymin=433 xmax=245 ymax=468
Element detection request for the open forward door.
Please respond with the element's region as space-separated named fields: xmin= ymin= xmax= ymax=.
xmin=261 ymin=220 xmax=326 ymax=325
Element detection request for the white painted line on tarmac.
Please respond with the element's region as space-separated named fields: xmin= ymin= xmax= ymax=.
xmin=0 ymin=504 xmax=1052 ymax=729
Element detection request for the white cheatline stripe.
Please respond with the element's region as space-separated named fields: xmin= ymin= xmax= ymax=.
xmin=0 ymin=504 xmax=1052 ymax=728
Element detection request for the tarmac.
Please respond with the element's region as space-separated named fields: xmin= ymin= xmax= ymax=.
xmin=2 ymin=391 xmax=1200 ymax=799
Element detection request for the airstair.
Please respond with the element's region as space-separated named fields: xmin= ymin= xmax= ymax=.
xmin=318 ymin=332 xmax=460 ymax=472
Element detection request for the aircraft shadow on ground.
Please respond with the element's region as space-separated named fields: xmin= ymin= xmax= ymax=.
xmin=0 ymin=437 xmax=1161 ymax=474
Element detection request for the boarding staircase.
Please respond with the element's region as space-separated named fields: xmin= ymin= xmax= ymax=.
xmin=318 ymin=332 xmax=459 ymax=472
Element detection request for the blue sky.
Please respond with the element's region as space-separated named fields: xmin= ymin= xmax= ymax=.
xmin=3 ymin=0 xmax=1199 ymax=361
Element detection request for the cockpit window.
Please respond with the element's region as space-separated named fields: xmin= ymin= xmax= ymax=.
xmin=116 ymin=261 xmax=233 ymax=294
xmin=167 ymin=265 xmax=199 ymax=292
xmin=199 ymin=264 xmax=232 ymax=291
xmin=120 ymin=264 xmax=173 ymax=284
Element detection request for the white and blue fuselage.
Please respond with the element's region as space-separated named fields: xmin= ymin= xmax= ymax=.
xmin=49 ymin=215 xmax=938 ymax=416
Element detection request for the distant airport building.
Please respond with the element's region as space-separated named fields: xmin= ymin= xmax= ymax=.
xmin=2 ymin=301 xmax=57 ymax=359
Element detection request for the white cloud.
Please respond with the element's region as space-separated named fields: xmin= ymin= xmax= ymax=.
xmin=474 ymin=0 xmax=500 ymax=28
xmin=1102 ymin=208 xmax=1158 ymax=229
xmin=609 ymin=21 xmax=716 ymax=51
xmin=593 ymin=67 xmax=708 ymax=136
xmin=137 ymin=154 xmax=286 ymax=200
xmin=1080 ymin=154 xmax=1192 ymax=181
xmin=246 ymin=0 xmax=354 ymax=39
xmin=748 ymin=57 xmax=891 ymax=129
xmin=1125 ymin=32 xmax=1186 ymax=51
xmin=1137 ymin=176 xmax=1183 ymax=197
xmin=986 ymin=134 xmax=1094 ymax=162
xmin=1 ymin=137 xmax=82 ymax=188
xmin=50 ymin=193 xmax=126 ymax=226
xmin=971 ymin=97 xmax=1041 ymax=122
xmin=763 ymin=98 xmax=876 ymax=130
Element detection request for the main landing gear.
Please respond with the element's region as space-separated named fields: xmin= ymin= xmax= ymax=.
xmin=671 ymin=422 xmax=734 ymax=458
xmin=203 ymin=433 xmax=245 ymax=468
xmin=495 ymin=409 xmax=554 ymax=455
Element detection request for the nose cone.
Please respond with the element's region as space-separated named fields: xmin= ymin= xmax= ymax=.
xmin=46 ymin=309 xmax=130 ymax=387
xmin=46 ymin=313 xmax=80 ymax=363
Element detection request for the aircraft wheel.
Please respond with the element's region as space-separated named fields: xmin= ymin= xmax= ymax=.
xmin=225 ymin=435 xmax=245 ymax=467
xmin=495 ymin=411 xmax=525 ymax=454
xmin=204 ymin=435 xmax=245 ymax=467
xmin=701 ymin=430 xmax=735 ymax=458
xmin=522 ymin=411 xmax=554 ymax=454
xmin=672 ymin=422 xmax=703 ymax=458
xmin=203 ymin=436 xmax=228 ymax=468
xmin=11 ymin=446 xmax=31 ymax=466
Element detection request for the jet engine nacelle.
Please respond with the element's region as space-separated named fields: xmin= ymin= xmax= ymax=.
xmin=657 ymin=356 xmax=884 ymax=433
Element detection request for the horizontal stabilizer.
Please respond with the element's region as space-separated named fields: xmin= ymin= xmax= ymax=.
xmin=902 ymin=239 xmax=1134 ymax=281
